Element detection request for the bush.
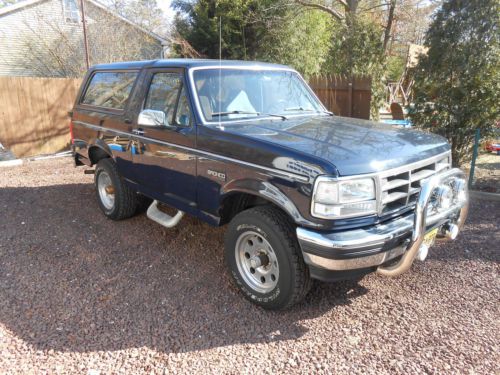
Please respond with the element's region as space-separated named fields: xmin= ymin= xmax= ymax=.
xmin=409 ymin=0 xmax=500 ymax=166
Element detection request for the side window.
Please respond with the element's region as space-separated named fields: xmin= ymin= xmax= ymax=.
xmin=82 ymin=71 xmax=138 ymax=110
xmin=144 ymin=73 xmax=182 ymax=125
xmin=144 ymin=72 xmax=193 ymax=127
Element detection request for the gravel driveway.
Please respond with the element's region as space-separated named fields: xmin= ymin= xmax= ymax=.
xmin=1 ymin=158 xmax=498 ymax=374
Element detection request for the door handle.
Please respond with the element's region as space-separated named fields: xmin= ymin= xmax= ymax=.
xmin=132 ymin=129 xmax=144 ymax=136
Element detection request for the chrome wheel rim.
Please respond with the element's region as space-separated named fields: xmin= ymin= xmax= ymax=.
xmin=235 ymin=231 xmax=279 ymax=294
xmin=97 ymin=171 xmax=115 ymax=210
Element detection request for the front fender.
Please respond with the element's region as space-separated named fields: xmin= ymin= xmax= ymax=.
xmin=221 ymin=178 xmax=316 ymax=227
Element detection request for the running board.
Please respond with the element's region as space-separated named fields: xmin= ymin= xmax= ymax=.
xmin=146 ymin=200 xmax=184 ymax=228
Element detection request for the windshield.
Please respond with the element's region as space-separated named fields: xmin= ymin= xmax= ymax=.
xmin=192 ymin=68 xmax=324 ymax=122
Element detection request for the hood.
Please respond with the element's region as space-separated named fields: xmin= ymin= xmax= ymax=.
xmin=221 ymin=115 xmax=450 ymax=176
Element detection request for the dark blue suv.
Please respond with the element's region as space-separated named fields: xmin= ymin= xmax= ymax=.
xmin=71 ymin=59 xmax=469 ymax=309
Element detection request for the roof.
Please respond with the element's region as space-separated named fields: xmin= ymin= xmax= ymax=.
xmin=0 ymin=0 xmax=167 ymax=45
xmin=91 ymin=59 xmax=292 ymax=71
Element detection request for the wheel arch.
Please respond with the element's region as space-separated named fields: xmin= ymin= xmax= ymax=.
xmin=88 ymin=139 xmax=113 ymax=166
xmin=219 ymin=179 xmax=305 ymax=226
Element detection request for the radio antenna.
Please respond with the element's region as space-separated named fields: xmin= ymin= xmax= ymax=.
xmin=218 ymin=16 xmax=223 ymax=130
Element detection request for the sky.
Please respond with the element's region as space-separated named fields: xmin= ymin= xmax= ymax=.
xmin=157 ymin=0 xmax=174 ymax=21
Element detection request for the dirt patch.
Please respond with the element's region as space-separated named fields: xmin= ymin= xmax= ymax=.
xmin=467 ymin=152 xmax=500 ymax=193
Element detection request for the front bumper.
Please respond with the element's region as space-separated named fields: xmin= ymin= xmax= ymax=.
xmin=297 ymin=168 xmax=469 ymax=280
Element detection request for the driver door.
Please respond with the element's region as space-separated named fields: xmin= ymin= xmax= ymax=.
xmin=131 ymin=69 xmax=197 ymax=210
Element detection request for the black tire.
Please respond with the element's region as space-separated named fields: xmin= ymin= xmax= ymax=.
xmin=225 ymin=206 xmax=312 ymax=310
xmin=94 ymin=158 xmax=138 ymax=220
xmin=136 ymin=194 xmax=153 ymax=214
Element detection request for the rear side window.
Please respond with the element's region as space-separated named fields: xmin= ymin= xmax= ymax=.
xmin=82 ymin=71 xmax=138 ymax=110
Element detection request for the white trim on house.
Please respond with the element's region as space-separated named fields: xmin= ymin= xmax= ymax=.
xmin=0 ymin=0 xmax=46 ymax=16
xmin=0 ymin=0 xmax=168 ymax=45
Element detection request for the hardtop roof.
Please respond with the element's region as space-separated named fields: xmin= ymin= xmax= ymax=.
xmin=90 ymin=59 xmax=291 ymax=71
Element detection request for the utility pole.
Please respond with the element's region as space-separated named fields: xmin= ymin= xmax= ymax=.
xmin=80 ymin=0 xmax=90 ymax=69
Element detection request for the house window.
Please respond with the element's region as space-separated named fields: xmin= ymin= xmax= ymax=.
xmin=63 ymin=0 xmax=80 ymax=23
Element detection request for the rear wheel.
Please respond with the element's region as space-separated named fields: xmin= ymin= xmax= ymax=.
xmin=95 ymin=158 xmax=138 ymax=220
xmin=225 ymin=206 xmax=312 ymax=310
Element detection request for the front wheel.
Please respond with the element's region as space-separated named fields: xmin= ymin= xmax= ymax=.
xmin=225 ymin=206 xmax=312 ymax=310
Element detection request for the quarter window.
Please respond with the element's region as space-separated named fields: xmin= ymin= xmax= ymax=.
xmin=144 ymin=72 xmax=192 ymax=126
xmin=175 ymin=87 xmax=192 ymax=127
xmin=82 ymin=71 xmax=138 ymax=110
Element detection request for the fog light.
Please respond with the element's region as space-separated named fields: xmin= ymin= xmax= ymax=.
xmin=416 ymin=243 xmax=429 ymax=261
xmin=444 ymin=223 xmax=459 ymax=240
xmin=435 ymin=185 xmax=453 ymax=210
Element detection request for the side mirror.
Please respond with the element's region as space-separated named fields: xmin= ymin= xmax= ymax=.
xmin=138 ymin=109 xmax=167 ymax=127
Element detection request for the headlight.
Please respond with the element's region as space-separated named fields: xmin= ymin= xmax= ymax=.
xmin=311 ymin=177 xmax=377 ymax=219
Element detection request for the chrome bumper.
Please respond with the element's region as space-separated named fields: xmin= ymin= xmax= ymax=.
xmin=297 ymin=168 xmax=469 ymax=275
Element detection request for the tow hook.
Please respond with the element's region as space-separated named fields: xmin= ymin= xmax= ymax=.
xmin=84 ymin=169 xmax=95 ymax=174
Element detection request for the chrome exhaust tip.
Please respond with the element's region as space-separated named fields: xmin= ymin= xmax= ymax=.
xmin=444 ymin=223 xmax=459 ymax=240
xmin=416 ymin=243 xmax=429 ymax=262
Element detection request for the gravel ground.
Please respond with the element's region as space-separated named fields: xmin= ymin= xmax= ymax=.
xmin=470 ymin=152 xmax=500 ymax=193
xmin=0 ymin=158 xmax=499 ymax=374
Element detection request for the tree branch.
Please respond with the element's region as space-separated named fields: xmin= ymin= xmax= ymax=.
xmin=383 ymin=0 xmax=397 ymax=53
xmin=295 ymin=0 xmax=344 ymax=20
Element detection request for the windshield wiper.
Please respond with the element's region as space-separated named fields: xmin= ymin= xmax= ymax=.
xmin=285 ymin=107 xmax=334 ymax=116
xmin=211 ymin=110 xmax=287 ymax=120
xmin=284 ymin=107 xmax=314 ymax=112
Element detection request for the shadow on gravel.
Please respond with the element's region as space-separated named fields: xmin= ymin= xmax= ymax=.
xmin=429 ymin=200 xmax=500 ymax=263
xmin=0 ymin=183 xmax=369 ymax=354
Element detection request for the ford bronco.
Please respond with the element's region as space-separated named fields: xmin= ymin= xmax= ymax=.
xmin=70 ymin=59 xmax=469 ymax=310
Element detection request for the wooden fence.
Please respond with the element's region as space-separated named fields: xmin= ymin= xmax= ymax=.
xmin=309 ymin=75 xmax=372 ymax=119
xmin=0 ymin=74 xmax=372 ymax=158
xmin=0 ymin=76 xmax=81 ymax=158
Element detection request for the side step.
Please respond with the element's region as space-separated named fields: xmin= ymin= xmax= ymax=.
xmin=146 ymin=200 xmax=184 ymax=228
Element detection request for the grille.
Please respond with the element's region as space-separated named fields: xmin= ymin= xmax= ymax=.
xmin=377 ymin=153 xmax=451 ymax=215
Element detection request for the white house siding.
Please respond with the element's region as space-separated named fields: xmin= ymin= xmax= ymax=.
xmin=0 ymin=0 xmax=163 ymax=77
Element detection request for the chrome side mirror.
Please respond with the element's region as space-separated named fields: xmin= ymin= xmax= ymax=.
xmin=138 ymin=109 xmax=167 ymax=127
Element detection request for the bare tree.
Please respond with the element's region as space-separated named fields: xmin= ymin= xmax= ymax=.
xmin=16 ymin=8 xmax=163 ymax=77
xmin=0 ymin=0 xmax=18 ymax=7
xmin=294 ymin=0 xmax=399 ymax=55
xmin=100 ymin=0 xmax=170 ymax=37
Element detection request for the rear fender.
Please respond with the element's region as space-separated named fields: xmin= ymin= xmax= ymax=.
xmin=87 ymin=139 xmax=113 ymax=165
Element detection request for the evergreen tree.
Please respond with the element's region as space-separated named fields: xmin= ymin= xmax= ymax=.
xmin=410 ymin=0 xmax=500 ymax=166
xmin=172 ymin=0 xmax=333 ymax=77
